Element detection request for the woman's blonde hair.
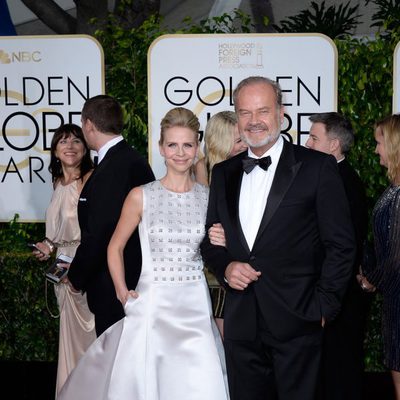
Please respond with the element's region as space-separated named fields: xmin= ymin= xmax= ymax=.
xmin=375 ymin=114 xmax=400 ymax=183
xmin=159 ymin=107 xmax=200 ymax=145
xmin=203 ymin=111 xmax=237 ymax=182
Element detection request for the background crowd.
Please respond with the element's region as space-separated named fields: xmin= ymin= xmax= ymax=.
xmin=28 ymin=75 xmax=400 ymax=400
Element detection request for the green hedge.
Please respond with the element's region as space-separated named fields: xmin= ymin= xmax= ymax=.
xmin=0 ymin=253 xmax=59 ymax=361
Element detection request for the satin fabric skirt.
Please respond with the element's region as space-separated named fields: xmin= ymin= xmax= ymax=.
xmin=58 ymin=274 xmax=229 ymax=400
xmin=54 ymin=283 xmax=96 ymax=396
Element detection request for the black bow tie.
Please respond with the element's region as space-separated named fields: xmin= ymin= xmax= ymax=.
xmin=242 ymin=155 xmax=272 ymax=174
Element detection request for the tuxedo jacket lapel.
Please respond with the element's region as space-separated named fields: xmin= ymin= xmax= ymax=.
xmin=254 ymin=140 xmax=302 ymax=245
xmin=95 ymin=140 xmax=126 ymax=174
xmin=226 ymin=153 xmax=251 ymax=254
xmin=82 ymin=140 xmax=127 ymax=194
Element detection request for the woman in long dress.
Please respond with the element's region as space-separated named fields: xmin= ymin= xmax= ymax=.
xmin=358 ymin=114 xmax=400 ymax=399
xmin=32 ymin=124 xmax=96 ymax=396
xmin=58 ymin=107 xmax=229 ymax=400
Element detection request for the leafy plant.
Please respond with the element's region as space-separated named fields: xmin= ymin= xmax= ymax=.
xmin=366 ymin=0 xmax=400 ymax=34
xmin=273 ymin=1 xmax=361 ymax=39
xmin=94 ymin=8 xmax=253 ymax=156
xmin=336 ymin=33 xmax=393 ymax=204
xmin=0 ymin=215 xmax=45 ymax=253
xmin=180 ymin=9 xmax=252 ymax=34
xmin=0 ymin=253 xmax=59 ymax=361
xmin=94 ymin=13 xmax=167 ymax=155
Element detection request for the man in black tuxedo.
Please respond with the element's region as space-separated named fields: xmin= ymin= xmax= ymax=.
xmin=67 ymin=95 xmax=154 ymax=336
xmin=306 ymin=112 xmax=369 ymax=400
xmin=200 ymin=77 xmax=355 ymax=400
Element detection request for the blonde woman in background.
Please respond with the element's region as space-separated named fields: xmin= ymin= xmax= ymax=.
xmin=195 ymin=111 xmax=247 ymax=185
xmin=358 ymin=114 xmax=400 ymax=400
xmin=194 ymin=111 xmax=248 ymax=336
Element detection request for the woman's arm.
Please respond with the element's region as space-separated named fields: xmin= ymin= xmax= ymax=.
xmin=107 ymin=186 xmax=143 ymax=305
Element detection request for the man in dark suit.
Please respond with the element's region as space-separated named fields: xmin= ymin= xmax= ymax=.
xmin=67 ymin=95 xmax=154 ymax=336
xmin=200 ymin=77 xmax=355 ymax=400
xmin=306 ymin=112 xmax=369 ymax=400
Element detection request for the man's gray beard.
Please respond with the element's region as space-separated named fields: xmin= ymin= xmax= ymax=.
xmin=241 ymin=125 xmax=281 ymax=148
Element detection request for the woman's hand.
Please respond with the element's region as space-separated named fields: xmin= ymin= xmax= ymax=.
xmin=32 ymin=242 xmax=51 ymax=261
xmin=209 ymin=223 xmax=226 ymax=247
xmin=118 ymin=290 xmax=139 ymax=306
xmin=356 ymin=274 xmax=376 ymax=293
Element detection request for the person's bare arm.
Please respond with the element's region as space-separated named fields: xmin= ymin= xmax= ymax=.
xmin=107 ymin=187 xmax=143 ymax=305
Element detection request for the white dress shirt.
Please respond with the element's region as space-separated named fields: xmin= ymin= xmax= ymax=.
xmin=239 ymin=135 xmax=284 ymax=250
xmin=97 ymin=135 xmax=124 ymax=164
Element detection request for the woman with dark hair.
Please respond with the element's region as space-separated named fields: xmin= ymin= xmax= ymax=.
xmin=32 ymin=123 xmax=96 ymax=396
xmin=47 ymin=123 xmax=93 ymax=183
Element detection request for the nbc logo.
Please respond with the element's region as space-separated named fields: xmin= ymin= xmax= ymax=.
xmin=0 ymin=50 xmax=11 ymax=64
xmin=0 ymin=50 xmax=41 ymax=63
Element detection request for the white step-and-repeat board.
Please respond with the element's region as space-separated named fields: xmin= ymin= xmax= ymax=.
xmin=148 ymin=33 xmax=338 ymax=178
xmin=0 ymin=35 xmax=104 ymax=222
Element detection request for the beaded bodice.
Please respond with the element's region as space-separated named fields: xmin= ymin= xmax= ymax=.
xmin=143 ymin=180 xmax=209 ymax=284
xmin=373 ymin=185 xmax=400 ymax=268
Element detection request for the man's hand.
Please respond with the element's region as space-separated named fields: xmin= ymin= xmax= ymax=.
xmin=225 ymin=261 xmax=261 ymax=290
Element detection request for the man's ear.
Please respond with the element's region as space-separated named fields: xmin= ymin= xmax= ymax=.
xmin=330 ymin=138 xmax=340 ymax=153
xmin=85 ymin=119 xmax=95 ymax=132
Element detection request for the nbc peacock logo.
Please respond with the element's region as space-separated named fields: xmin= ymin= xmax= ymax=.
xmin=0 ymin=50 xmax=11 ymax=64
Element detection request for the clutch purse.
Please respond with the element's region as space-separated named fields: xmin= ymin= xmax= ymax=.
xmin=45 ymin=254 xmax=73 ymax=284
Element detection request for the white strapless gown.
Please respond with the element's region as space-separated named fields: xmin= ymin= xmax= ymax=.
xmin=58 ymin=181 xmax=229 ymax=400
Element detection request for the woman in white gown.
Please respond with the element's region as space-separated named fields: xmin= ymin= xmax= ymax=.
xmin=58 ymin=107 xmax=229 ymax=400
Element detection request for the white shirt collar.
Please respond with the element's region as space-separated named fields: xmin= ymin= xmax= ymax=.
xmin=97 ymin=136 xmax=124 ymax=164
xmin=337 ymin=156 xmax=345 ymax=163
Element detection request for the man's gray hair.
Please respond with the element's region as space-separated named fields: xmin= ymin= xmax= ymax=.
xmin=232 ymin=76 xmax=282 ymax=110
xmin=309 ymin=112 xmax=354 ymax=154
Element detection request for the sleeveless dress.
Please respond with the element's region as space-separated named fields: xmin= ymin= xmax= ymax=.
xmin=58 ymin=180 xmax=229 ymax=399
xmin=45 ymin=180 xmax=96 ymax=396
xmin=366 ymin=185 xmax=400 ymax=371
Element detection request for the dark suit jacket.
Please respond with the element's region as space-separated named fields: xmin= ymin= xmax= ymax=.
xmin=68 ymin=140 xmax=155 ymax=320
xmin=325 ymin=159 xmax=369 ymax=322
xmin=200 ymin=139 xmax=355 ymax=341
xmin=338 ymin=159 xmax=368 ymax=271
